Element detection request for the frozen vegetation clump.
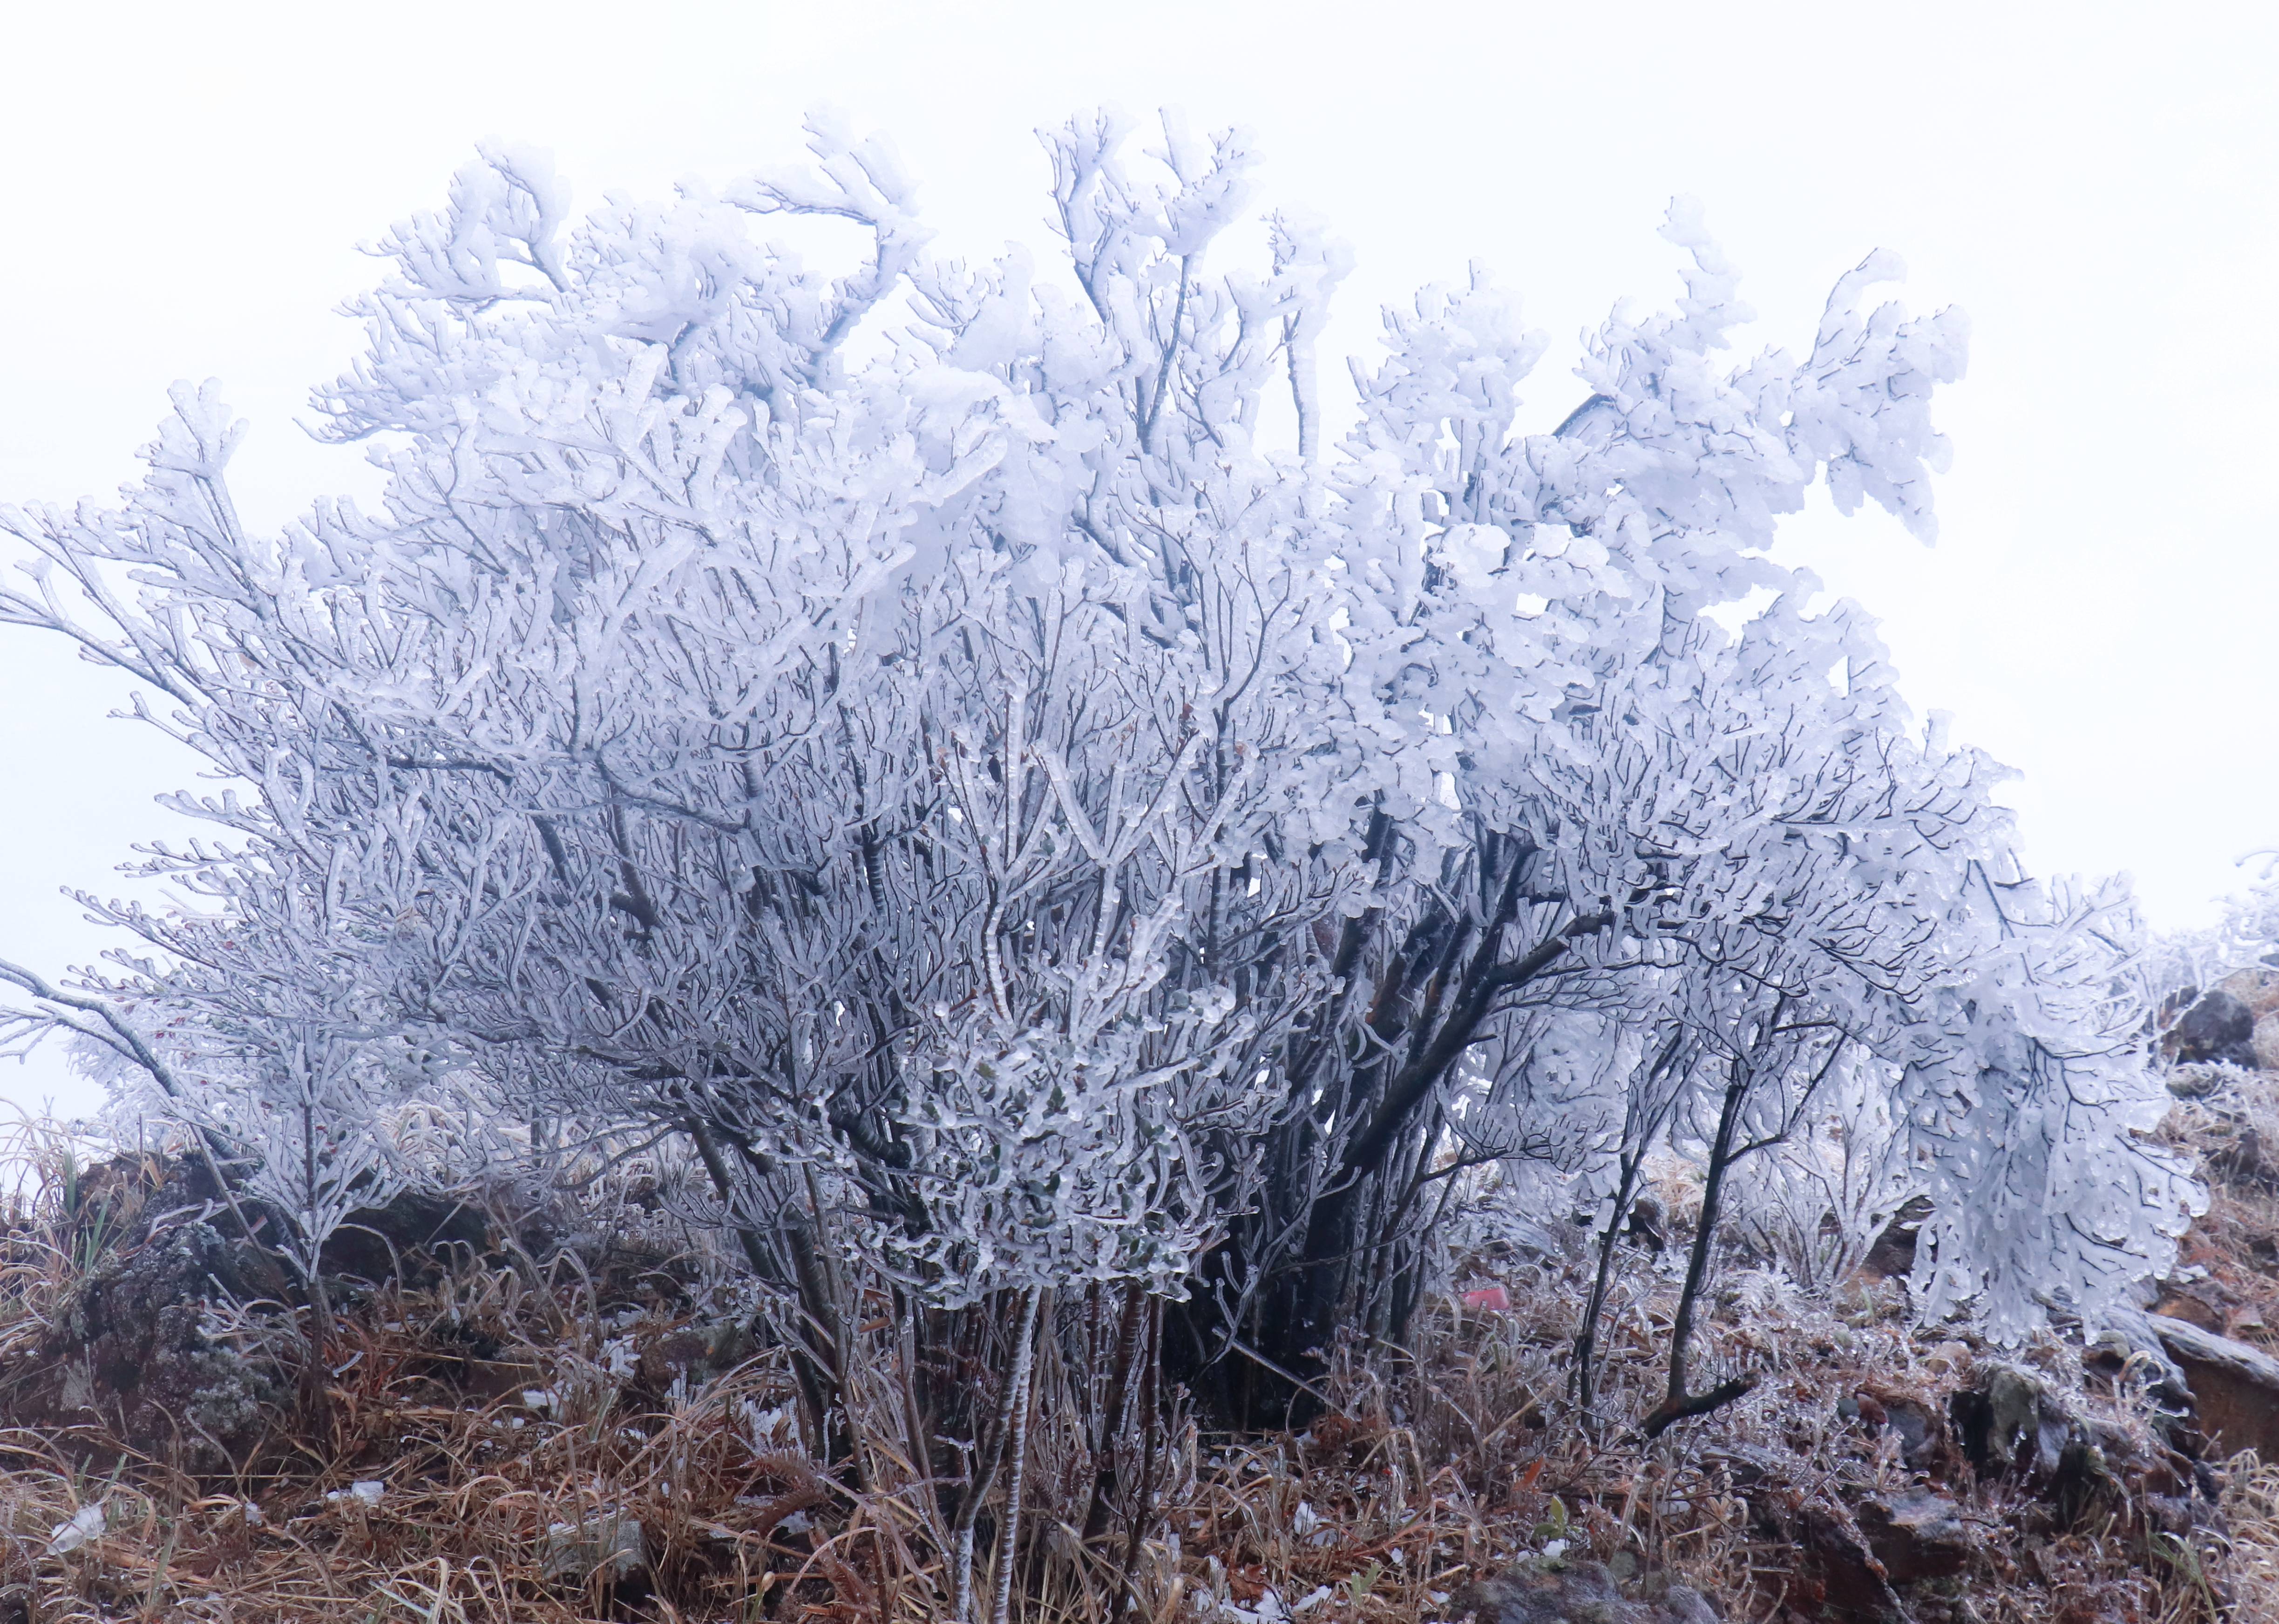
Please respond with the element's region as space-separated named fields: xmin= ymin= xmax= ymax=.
xmin=0 ymin=110 xmax=2210 ymax=1620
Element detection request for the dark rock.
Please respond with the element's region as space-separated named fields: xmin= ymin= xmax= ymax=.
xmin=633 ymin=1318 xmax=759 ymax=1396
xmin=1452 ymin=1561 xmax=1721 ymax=1623
xmin=1855 ymin=1384 xmax=1949 ymax=1470
xmin=1859 ymin=1196 xmax=1933 ymax=1281
xmin=318 ymin=1190 xmax=490 ymax=1285
xmin=1717 ymin=1449 xmax=1904 ymax=1624
xmin=1628 ymin=1192 xmax=1668 ymax=1253
xmin=30 ymin=1216 xmax=290 ymax=1472
xmin=1950 ymin=1364 xmax=2137 ymax=1526
xmin=2087 ymin=1305 xmax=2194 ymax=1409
xmin=2169 ymin=989 xmax=2258 ymax=1068
xmin=1855 ymin=1490 xmax=1973 ymax=1583
xmin=2150 ymin=1313 xmax=2279 ymax=1461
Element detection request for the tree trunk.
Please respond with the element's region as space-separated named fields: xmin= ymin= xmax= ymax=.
xmin=1107 ymin=1298 xmax=1165 ymax=1624
xmin=989 ymin=1286 xmax=1047 ymax=1624
xmin=686 ymin=1119 xmax=857 ymax=1475
xmin=1080 ymin=1281 xmax=1149 ymax=1544
xmin=950 ymin=1291 xmax=1029 ymax=1623
xmin=1573 ymin=1156 xmax=1643 ymax=1430
xmin=1642 ymin=1056 xmax=1755 ymax=1437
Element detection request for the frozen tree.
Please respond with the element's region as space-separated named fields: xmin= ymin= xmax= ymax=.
xmin=2148 ymin=851 xmax=2279 ymax=1015
xmin=0 ymin=110 xmax=2197 ymax=1506
xmin=1909 ymin=871 xmax=2204 ymax=1339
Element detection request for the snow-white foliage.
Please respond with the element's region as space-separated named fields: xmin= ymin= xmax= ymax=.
xmin=2149 ymin=851 xmax=2279 ymax=1009
xmin=0 ymin=113 xmax=2196 ymax=1340
xmin=1909 ymin=874 xmax=2204 ymax=1334
xmin=194 ymin=1030 xmax=413 ymax=1291
xmin=1723 ymin=1064 xmax=1916 ymax=1295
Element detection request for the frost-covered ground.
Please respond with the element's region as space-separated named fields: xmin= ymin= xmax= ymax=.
xmin=0 ymin=1046 xmax=2273 ymax=1624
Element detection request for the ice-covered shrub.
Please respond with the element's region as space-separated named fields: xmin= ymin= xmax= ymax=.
xmin=0 ymin=116 xmax=2194 ymax=1473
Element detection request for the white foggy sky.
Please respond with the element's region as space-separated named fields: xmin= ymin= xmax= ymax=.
xmin=0 ymin=1 xmax=2272 ymax=1116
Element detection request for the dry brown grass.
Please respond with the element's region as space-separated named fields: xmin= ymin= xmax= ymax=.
xmin=2159 ymin=1068 xmax=2279 ymax=1351
xmin=0 ymin=1117 xmax=2251 ymax=1623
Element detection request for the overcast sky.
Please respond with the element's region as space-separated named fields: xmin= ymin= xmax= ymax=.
xmin=0 ymin=1 xmax=2272 ymax=1117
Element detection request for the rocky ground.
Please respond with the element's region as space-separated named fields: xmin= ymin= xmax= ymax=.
xmin=0 ymin=981 xmax=2275 ymax=1621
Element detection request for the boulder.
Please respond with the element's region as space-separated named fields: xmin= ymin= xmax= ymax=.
xmin=2169 ymin=989 xmax=2258 ymax=1068
xmin=541 ymin=1507 xmax=649 ymax=1585
xmin=1853 ymin=1384 xmax=1950 ymax=1470
xmin=2089 ymin=1305 xmax=2193 ymax=1406
xmin=1853 ymin=1490 xmax=1973 ymax=1583
xmin=28 ymin=1214 xmax=290 ymax=1472
xmin=1716 ymin=1448 xmax=1905 ymax=1623
xmin=1452 ymin=1561 xmax=1721 ymax=1623
xmin=2150 ymin=1313 xmax=2279 ymax=1461
xmin=1778 ymin=1503 xmax=1906 ymax=1623
xmin=1949 ymin=1363 xmax=2146 ymax=1526
xmin=1858 ymin=1196 xmax=1933 ymax=1281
